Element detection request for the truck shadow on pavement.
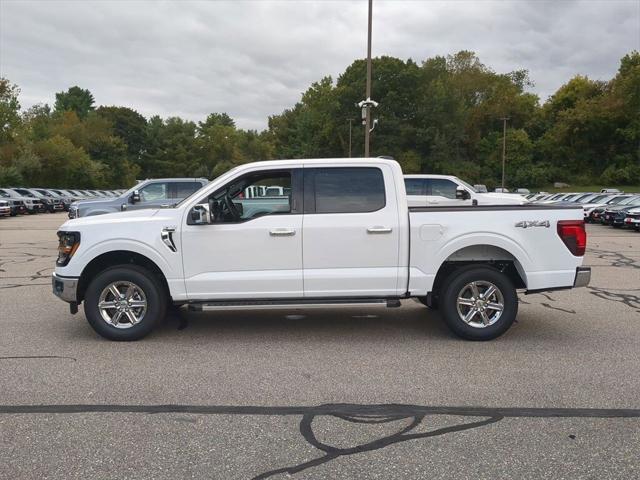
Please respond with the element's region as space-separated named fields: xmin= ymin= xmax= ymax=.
xmin=1 ymin=402 xmax=638 ymax=479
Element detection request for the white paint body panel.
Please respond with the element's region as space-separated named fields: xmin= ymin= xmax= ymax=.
xmin=55 ymin=158 xmax=585 ymax=304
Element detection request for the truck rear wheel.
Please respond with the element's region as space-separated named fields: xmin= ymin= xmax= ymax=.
xmin=440 ymin=266 xmax=517 ymax=340
xmin=84 ymin=265 xmax=166 ymax=341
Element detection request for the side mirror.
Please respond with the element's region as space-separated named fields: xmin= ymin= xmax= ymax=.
xmin=189 ymin=206 xmax=207 ymax=225
xmin=131 ymin=190 xmax=140 ymax=203
xmin=456 ymin=186 xmax=470 ymax=200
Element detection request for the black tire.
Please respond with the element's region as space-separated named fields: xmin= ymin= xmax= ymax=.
xmin=440 ymin=266 xmax=518 ymax=341
xmin=84 ymin=265 xmax=166 ymax=341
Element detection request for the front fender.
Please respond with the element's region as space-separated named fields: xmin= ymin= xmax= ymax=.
xmin=59 ymin=238 xmax=176 ymax=279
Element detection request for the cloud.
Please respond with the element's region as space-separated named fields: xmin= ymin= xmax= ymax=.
xmin=1 ymin=0 xmax=638 ymax=130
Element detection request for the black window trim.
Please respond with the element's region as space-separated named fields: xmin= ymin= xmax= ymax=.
xmin=303 ymin=166 xmax=387 ymax=215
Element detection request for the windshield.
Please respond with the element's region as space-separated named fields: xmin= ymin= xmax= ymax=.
xmin=607 ymin=196 xmax=628 ymax=205
xmin=36 ymin=189 xmax=54 ymax=197
xmin=572 ymin=194 xmax=594 ymax=203
xmin=455 ymin=178 xmax=478 ymax=193
xmin=617 ymin=196 xmax=639 ymax=206
xmin=0 ymin=189 xmax=10 ymax=198
xmin=15 ymin=188 xmax=36 ymax=198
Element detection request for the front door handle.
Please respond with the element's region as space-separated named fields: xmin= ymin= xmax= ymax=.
xmin=270 ymin=228 xmax=296 ymax=236
xmin=367 ymin=226 xmax=392 ymax=234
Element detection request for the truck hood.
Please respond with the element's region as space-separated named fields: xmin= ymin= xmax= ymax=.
xmin=477 ymin=193 xmax=526 ymax=204
xmin=71 ymin=198 xmax=119 ymax=208
xmin=60 ymin=208 xmax=163 ymax=230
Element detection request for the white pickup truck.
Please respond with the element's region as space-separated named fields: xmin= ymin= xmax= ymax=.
xmin=404 ymin=174 xmax=527 ymax=207
xmin=52 ymin=158 xmax=590 ymax=341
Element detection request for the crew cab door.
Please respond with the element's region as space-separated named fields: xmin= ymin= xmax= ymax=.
xmin=126 ymin=181 xmax=171 ymax=211
xmin=181 ymin=167 xmax=303 ymax=300
xmin=302 ymin=165 xmax=400 ymax=297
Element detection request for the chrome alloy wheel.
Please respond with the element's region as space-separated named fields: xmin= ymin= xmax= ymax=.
xmin=98 ymin=281 xmax=147 ymax=329
xmin=456 ymin=280 xmax=504 ymax=328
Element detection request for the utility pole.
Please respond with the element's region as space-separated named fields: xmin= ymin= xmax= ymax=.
xmin=348 ymin=118 xmax=353 ymax=158
xmin=500 ymin=116 xmax=509 ymax=189
xmin=364 ymin=0 xmax=373 ymax=157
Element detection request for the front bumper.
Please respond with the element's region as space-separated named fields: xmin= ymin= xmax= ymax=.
xmin=52 ymin=272 xmax=78 ymax=303
xmin=573 ymin=267 xmax=591 ymax=288
xmin=0 ymin=206 xmax=10 ymax=216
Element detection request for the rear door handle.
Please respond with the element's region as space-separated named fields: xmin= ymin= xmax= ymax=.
xmin=367 ymin=226 xmax=392 ymax=234
xmin=270 ymin=228 xmax=296 ymax=236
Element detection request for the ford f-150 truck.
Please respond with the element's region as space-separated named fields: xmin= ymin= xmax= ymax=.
xmin=52 ymin=158 xmax=590 ymax=341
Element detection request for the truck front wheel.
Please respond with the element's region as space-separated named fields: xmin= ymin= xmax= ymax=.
xmin=84 ymin=265 xmax=166 ymax=341
xmin=440 ymin=267 xmax=517 ymax=341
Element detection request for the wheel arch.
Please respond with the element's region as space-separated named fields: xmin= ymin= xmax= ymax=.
xmin=430 ymin=244 xmax=528 ymax=302
xmin=77 ymin=250 xmax=170 ymax=303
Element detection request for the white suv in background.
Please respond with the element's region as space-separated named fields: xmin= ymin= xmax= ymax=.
xmin=404 ymin=175 xmax=527 ymax=207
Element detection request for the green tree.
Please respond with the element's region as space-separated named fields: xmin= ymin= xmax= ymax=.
xmin=54 ymin=86 xmax=95 ymax=119
xmin=96 ymin=106 xmax=148 ymax=158
xmin=0 ymin=78 xmax=21 ymax=144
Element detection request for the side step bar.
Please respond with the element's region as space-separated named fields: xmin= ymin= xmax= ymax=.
xmin=188 ymin=298 xmax=402 ymax=312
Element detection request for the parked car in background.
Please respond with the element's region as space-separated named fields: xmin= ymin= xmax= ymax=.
xmin=0 ymin=188 xmax=46 ymax=214
xmin=32 ymin=188 xmax=72 ymax=211
xmin=0 ymin=188 xmax=27 ymax=215
xmin=404 ymin=175 xmax=526 ymax=207
xmin=602 ymin=196 xmax=640 ymax=227
xmin=11 ymin=187 xmax=65 ymax=213
xmin=601 ymin=188 xmax=622 ymax=194
xmin=494 ymin=187 xmax=510 ymax=193
xmin=68 ymin=178 xmax=208 ymax=218
xmin=588 ymin=195 xmax=632 ymax=222
xmin=515 ymin=188 xmax=530 ymax=195
xmin=0 ymin=200 xmax=11 ymax=217
xmin=624 ymin=207 xmax=640 ymax=231
xmin=473 ymin=184 xmax=488 ymax=193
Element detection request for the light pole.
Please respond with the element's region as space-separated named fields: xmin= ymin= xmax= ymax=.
xmin=348 ymin=118 xmax=354 ymax=158
xmin=364 ymin=0 xmax=373 ymax=157
xmin=499 ymin=116 xmax=509 ymax=189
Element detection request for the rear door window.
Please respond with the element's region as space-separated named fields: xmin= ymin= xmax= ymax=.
xmin=308 ymin=167 xmax=385 ymax=214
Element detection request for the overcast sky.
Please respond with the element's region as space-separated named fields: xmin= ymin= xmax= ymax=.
xmin=1 ymin=0 xmax=638 ymax=130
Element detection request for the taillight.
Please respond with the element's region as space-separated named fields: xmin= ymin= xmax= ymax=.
xmin=557 ymin=220 xmax=586 ymax=256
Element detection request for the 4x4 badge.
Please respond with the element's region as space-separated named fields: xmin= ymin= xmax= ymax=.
xmin=515 ymin=220 xmax=550 ymax=228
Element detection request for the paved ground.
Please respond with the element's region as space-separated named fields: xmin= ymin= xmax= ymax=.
xmin=1 ymin=213 xmax=639 ymax=479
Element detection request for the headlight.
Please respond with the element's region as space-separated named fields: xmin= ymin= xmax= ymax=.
xmin=56 ymin=231 xmax=81 ymax=266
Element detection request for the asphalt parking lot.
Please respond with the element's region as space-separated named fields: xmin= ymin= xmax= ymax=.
xmin=1 ymin=213 xmax=639 ymax=479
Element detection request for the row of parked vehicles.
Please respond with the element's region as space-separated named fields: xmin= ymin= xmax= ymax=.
xmin=524 ymin=190 xmax=640 ymax=231
xmin=0 ymin=187 xmax=126 ymax=217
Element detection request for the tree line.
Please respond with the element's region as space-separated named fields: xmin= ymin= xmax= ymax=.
xmin=0 ymin=50 xmax=638 ymax=189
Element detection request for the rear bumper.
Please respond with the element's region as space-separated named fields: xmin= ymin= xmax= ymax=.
xmin=52 ymin=272 xmax=78 ymax=303
xmin=573 ymin=267 xmax=591 ymax=288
